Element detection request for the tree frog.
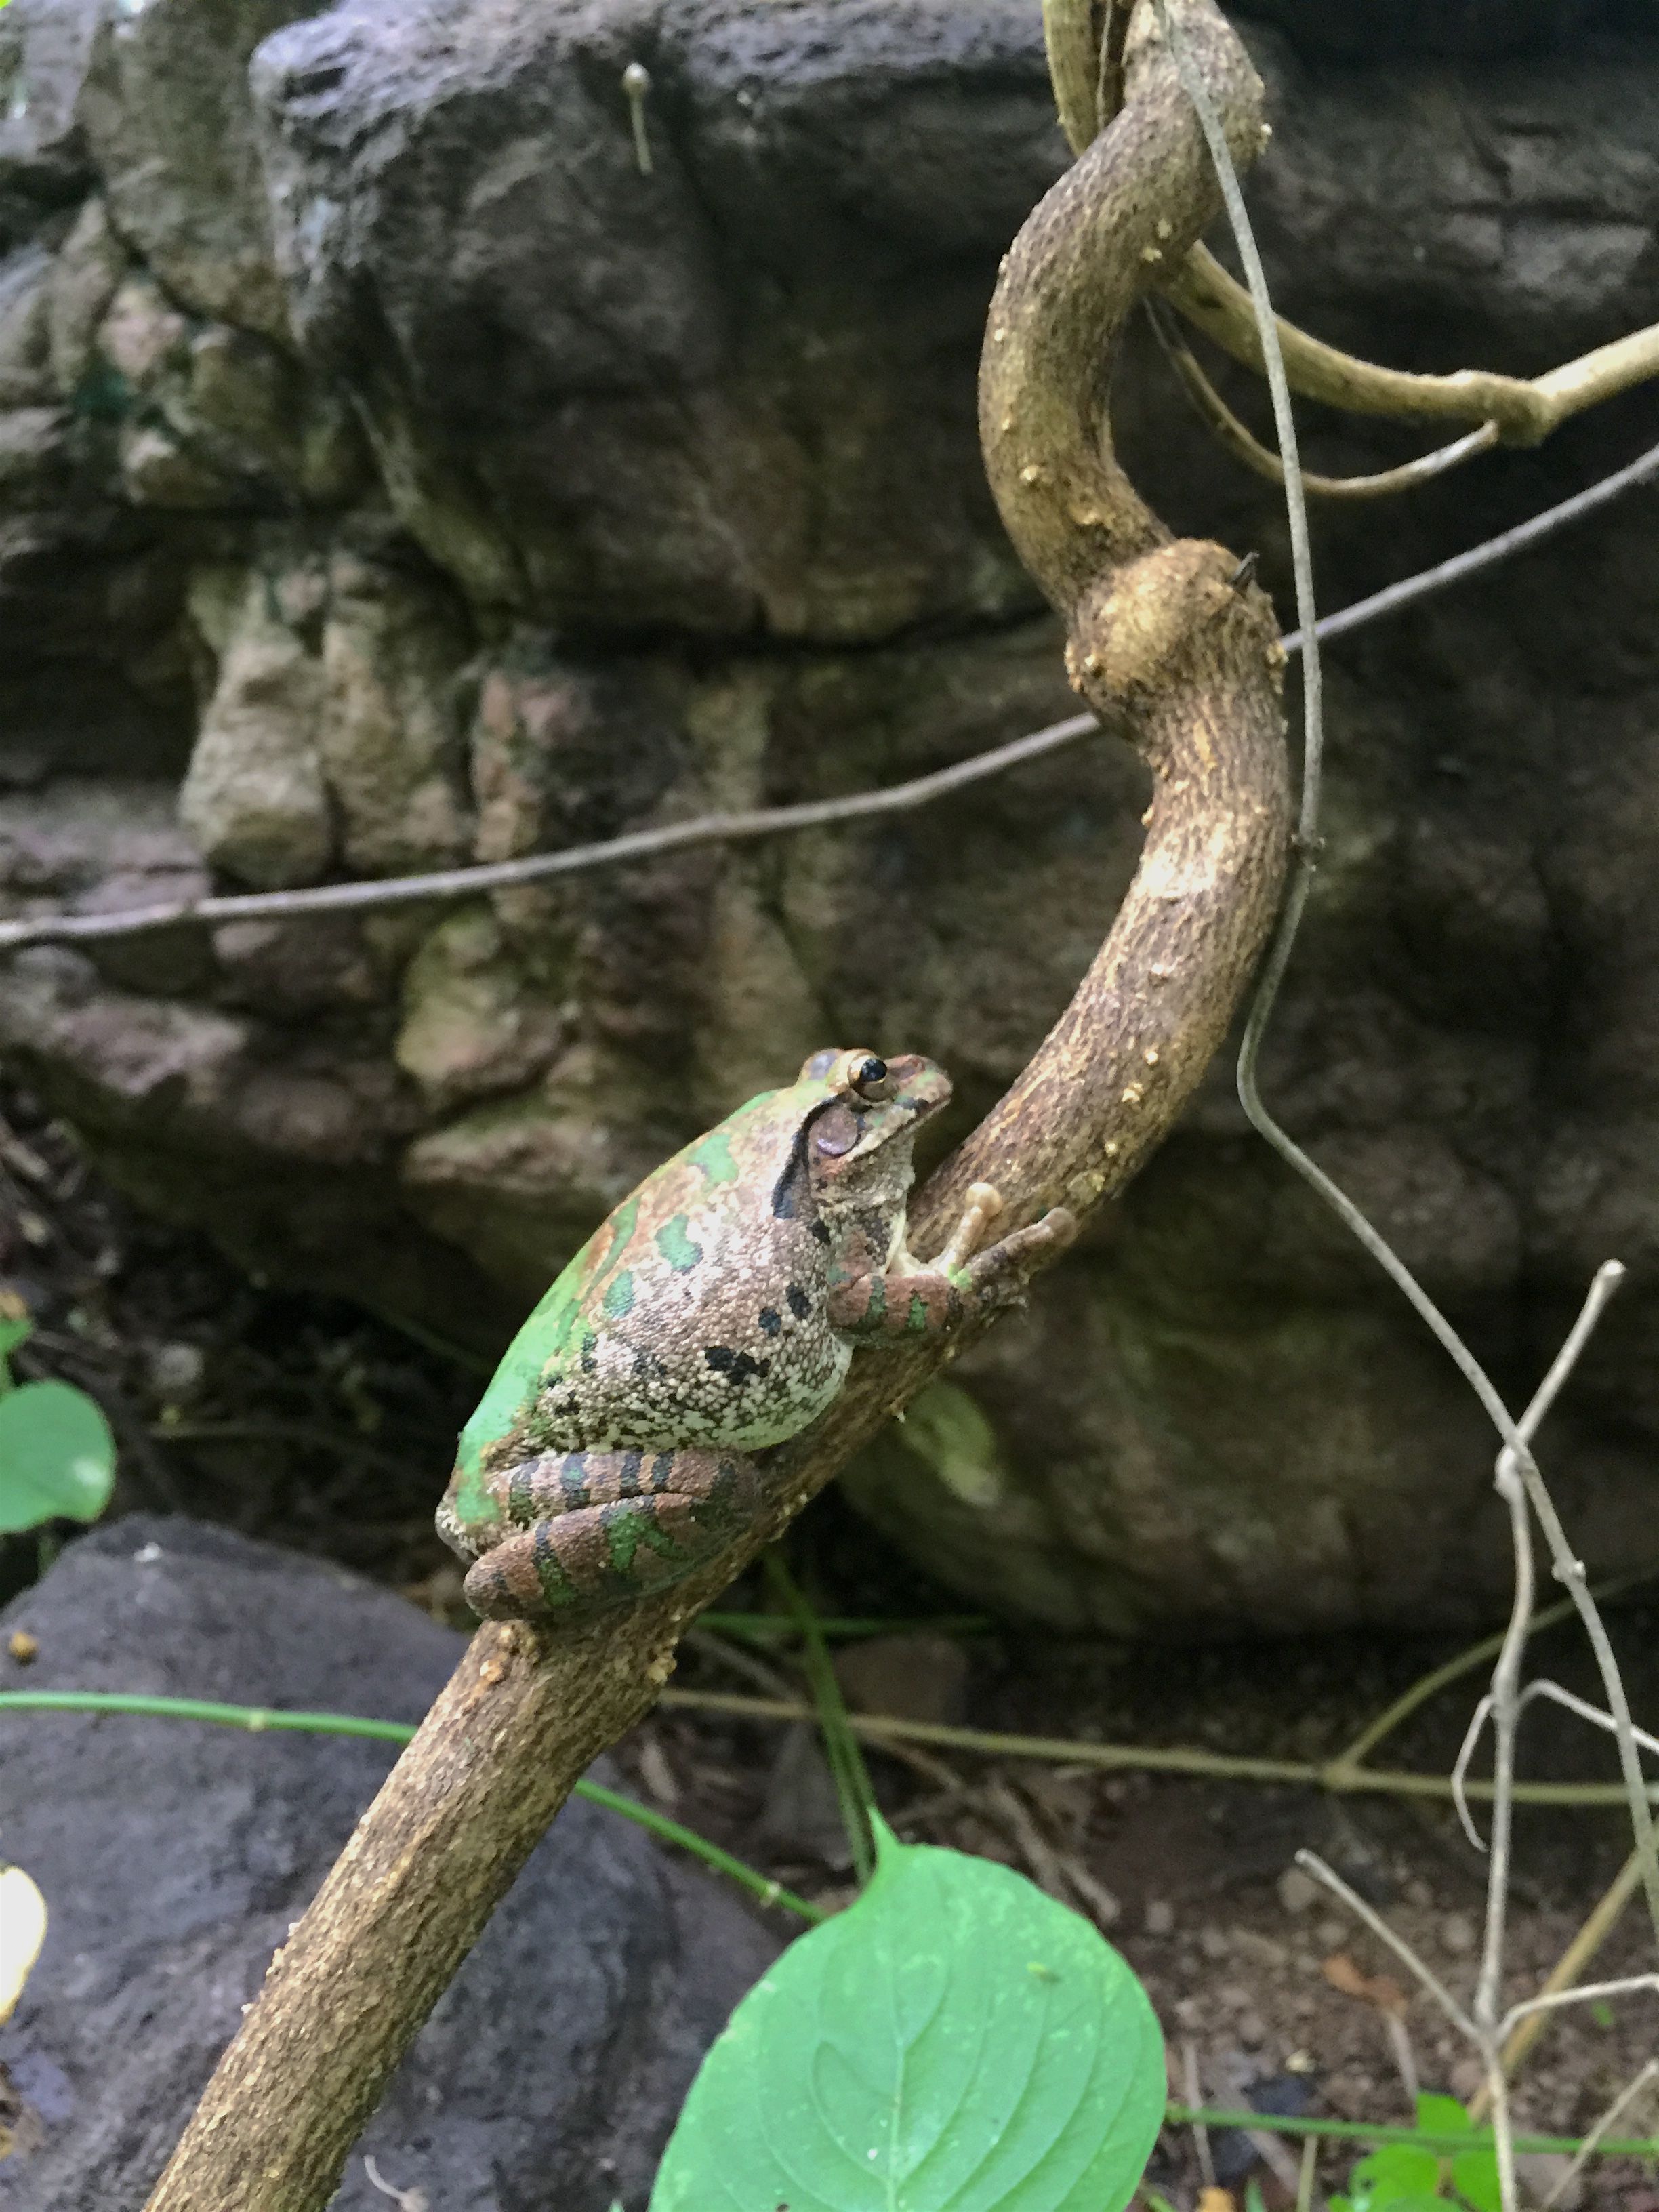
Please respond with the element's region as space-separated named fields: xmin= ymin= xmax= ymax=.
xmin=437 ymin=1047 xmax=1073 ymax=1622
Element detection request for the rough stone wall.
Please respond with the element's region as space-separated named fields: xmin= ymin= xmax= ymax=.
xmin=2 ymin=0 xmax=1658 ymax=1631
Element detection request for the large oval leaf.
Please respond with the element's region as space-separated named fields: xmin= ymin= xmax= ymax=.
xmin=0 ymin=1379 xmax=117 ymax=1531
xmin=652 ymin=1820 xmax=1164 ymax=2212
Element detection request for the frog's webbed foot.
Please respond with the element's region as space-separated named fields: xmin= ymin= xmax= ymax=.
xmin=829 ymin=1197 xmax=1076 ymax=1342
xmin=440 ymin=1446 xmax=760 ymax=1624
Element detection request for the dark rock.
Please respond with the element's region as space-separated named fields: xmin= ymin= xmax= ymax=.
xmin=1235 ymin=0 xmax=1653 ymax=65
xmin=833 ymin=1633 xmax=969 ymax=1727
xmin=250 ymin=0 xmax=1064 ymax=633
xmin=0 ymin=1515 xmax=778 ymax=2210
xmin=756 ymin=1723 xmax=855 ymax=1871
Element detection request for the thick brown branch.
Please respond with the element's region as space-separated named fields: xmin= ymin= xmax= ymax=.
xmin=142 ymin=7 xmax=1289 ymax=2207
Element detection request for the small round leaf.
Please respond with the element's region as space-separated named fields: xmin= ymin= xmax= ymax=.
xmin=0 ymin=1380 xmax=117 ymax=1531
xmin=652 ymin=1822 xmax=1165 ymax=2212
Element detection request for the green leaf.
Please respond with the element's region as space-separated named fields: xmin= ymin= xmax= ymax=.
xmin=1415 ymin=2095 xmax=1471 ymax=2138
xmin=0 ymin=1308 xmax=31 ymax=1389
xmin=651 ymin=1821 xmax=1166 ymax=2212
xmin=1451 ymin=2146 xmax=1501 ymax=2212
xmin=1349 ymin=2144 xmax=1444 ymax=2208
xmin=0 ymin=1380 xmax=117 ymax=1532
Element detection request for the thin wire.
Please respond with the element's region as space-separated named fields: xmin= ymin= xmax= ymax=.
xmin=1153 ymin=0 xmax=1659 ymax=1956
xmin=3 ymin=436 xmax=1656 ymax=954
xmin=0 ymin=714 xmax=1097 ymax=951
xmin=1284 ymin=433 xmax=1659 ymax=653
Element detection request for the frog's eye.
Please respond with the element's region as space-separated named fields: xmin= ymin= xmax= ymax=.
xmin=850 ymin=1056 xmax=893 ymax=1101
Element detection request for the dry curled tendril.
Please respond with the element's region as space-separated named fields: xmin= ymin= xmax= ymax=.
xmin=1042 ymin=0 xmax=1659 ymax=500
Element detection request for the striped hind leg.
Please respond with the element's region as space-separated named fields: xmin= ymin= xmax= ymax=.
xmin=452 ymin=1446 xmax=761 ymax=1623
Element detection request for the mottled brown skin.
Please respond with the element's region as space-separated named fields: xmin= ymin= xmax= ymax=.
xmin=437 ymin=1046 xmax=1073 ymax=1621
xmin=143 ymin=12 xmax=1296 ymax=2211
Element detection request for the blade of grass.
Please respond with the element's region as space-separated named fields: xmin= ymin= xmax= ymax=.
xmin=761 ymin=1551 xmax=877 ymax=1882
xmin=0 ymin=1689 xmax=823 ymax=1923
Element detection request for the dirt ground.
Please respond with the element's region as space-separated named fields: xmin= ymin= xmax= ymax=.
xmin=2 ymin=1074 xmax=1656 ymax=2210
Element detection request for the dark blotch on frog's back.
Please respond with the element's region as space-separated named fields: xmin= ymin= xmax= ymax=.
xmin=785 ymin=1284 xmax=811 ymax=1320
xmin=758 ymin=1307 xmax=781 ymax=1336
xmin=703 ymin=1346 xmax=770 ymax=1386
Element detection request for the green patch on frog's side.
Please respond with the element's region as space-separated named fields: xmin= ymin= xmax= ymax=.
xmin=449 ymin=1210 xmax=632 ymax=1517
xmin=588 ymin=1195 xmax=641 ymax=1300
xmin=685 ymin=1092 xmax=774 ymax=1185
xmin=655 ymin=1215 xmax=703 ymax=1273
xmin=602 ymin=1269 xmax=636 ymax=1320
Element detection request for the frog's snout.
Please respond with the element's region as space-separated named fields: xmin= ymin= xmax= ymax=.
xmin=885 ymin=1053 xmax=952 ymax=1115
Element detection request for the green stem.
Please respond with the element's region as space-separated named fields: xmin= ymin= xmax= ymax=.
xmin=1164 ymin=2105 xmax=1658 ymax=2160
xmin=762 ymin=1552 xmax=877 ymax=1883
xmin=659 ymin=1686 xmax=1659 ymax=1807
xmin=0 ymin=1689 xmax=823 ymax=1925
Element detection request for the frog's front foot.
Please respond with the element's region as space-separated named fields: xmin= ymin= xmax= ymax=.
xmin=952 ymin=1200 xmax=1077 ymax=1308
xmin=936 ymin=1181 xmax=1005 ymax=1273
xmin=439 ymin=1446 xmax=761 ymax=1623
xmin=827 ymin=1196 xmax=1076 ymax=1340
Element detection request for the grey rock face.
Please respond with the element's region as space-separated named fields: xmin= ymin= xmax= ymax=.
xmin=250 ymin=0 xmax=1060 ymax=635
xmin=4 ymin=1 xmax=1659 ymax=1629
xmin=0 ymin=1515 xmax=777 ymax=2209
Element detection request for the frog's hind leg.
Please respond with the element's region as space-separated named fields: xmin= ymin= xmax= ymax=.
xmin=460 ymin=1447 xmax=760 ymax=1623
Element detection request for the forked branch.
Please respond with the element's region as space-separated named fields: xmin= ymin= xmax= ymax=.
xmin=1040 ymin=0 xmax=1659 ymax=491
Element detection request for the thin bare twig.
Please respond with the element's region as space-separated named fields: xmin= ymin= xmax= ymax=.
xmin=1477 ymin=1845 xmax=1649 ymax=2106
xmin=1543 ymin=2057 xmax=1659 ymax=2208
xmin=1498 ymin=1973 xmax=1659 ymax=2036
xmin=1513 ymin=1678 xmax=1659 ymax=1762
xmin=1182 ymin=2041 xmax=1215 ymax=2191
xmin=1455 ymin=1267 xmax=1623 ymax=1870
xmin=0 ymin=715 xmax=1097 ymax=951
xmin=1295 ymin=2133 xmax=1317 ymax=2212
xmin=1504 ymin=1982 xmax=1659 ymax=2043
xmin=1294 ymin=1850 xmax=1478 ymax=2041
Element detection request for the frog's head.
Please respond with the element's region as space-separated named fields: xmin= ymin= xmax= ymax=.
xmin=794 ymin=1046 xmax=951 ymax=1210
